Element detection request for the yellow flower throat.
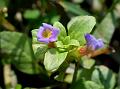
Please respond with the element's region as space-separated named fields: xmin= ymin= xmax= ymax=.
xmin=42 ymin=29 xmax=52 ymax=38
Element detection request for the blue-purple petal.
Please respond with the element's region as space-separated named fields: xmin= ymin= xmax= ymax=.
xmin=85 ymin=33 xmax=96 ymax=42
xmin=42 ymin=23 xmax=53 ymax=29
xmin=51 ymin=28 xmax=59 ymax=38
xmin=85 ymin=33 xmax=104 ymax=50
xmin=38 ymin=38 xmax=49 ymax=43
xmin=37 ymin=27 xmax=44 ymax=38
xmin=37 ymin=23 xmax=60 ymax=44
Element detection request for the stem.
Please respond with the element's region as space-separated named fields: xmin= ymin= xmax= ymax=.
xmin=108 ymin=0 xmax=120 ymax=12
xmin=0 ymin=16 xmax=16 ymax=31
xmin=72 ymin=62 xmax=79 ymax=84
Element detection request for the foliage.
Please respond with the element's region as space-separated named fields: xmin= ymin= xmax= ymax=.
xmin=0 ymin=0 xmax=120 ymax=89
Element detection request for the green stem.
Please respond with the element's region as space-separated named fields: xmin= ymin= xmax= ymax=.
xmin=108 ymin=0 xmax=120 ymax=12
xmin=72 ymin=61 xmax=79 ymax=84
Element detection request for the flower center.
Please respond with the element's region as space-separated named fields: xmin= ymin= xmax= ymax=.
xmin=42 ymin=29 xmax=52 ymax=38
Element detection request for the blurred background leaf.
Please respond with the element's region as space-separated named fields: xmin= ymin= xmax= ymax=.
xmin=0 ymin=31 xmax=43 ymax=74
xmin=91 ymin=65 xmax=116 ymax=89
xmin=59 ymin=1 xmax=90 ymax=16
xmin=93 ymin=11 xmax=120 ymax=44
xmin=0 ymin=0 xmax=9 ymax=8
xmin=23 ymin=9 xmax=40 ymax=20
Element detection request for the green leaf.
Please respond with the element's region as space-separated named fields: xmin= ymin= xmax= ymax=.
xmin=55 ymin=41 xmax=64 ymax=48
xmin=23 ymin=9 xmax=40 ymax=19
xmin=76 ymin=67 xmax=94 ymax=81
xmin=63 ymin=36 xmax=71 ymax=45
xmin=80 ymin=56 xmax=95 ymax=69
xmin=15 ymin=84 xmax=22 ymax=89
xmin=44 ymin=48 xmax=68 ymax=72
xmin=62 ymin=36 xmax=80 ymax=47
xmin=0 ymin=31 xmax=42 ymax=74
xmin=70 ymin=79 xmax=85 ymax=89
xmin=67 ymin=16 xmax=96 ymax=45
xmin=31 ymin=29 xmax=38 ymax=43
xmin=91 ymin=65 xmax=116 ymax=89
xmin=31 ymin=29 xmax=48 ymax=60
xmin=59 ymin=1 xmax=89 ymax=15
xmin=50 ymin=15 xmax=60 ymax=24
xmin=70 ymin=79 xmax=103 ymax=89
xmin=55 ymin=36 xmax=80 ymax=51
xmin=69 ymin=39 xmax=80 ymax=46
xmin=53 ymin=22 xmax=67 ymax=41
xmin=84 ymin=81 xmax=104 ymax=89
xmin=93 ymin=12 xmax=117 ymax=44
xmin=55 ymin=72 xmax=65 ymax=81
xmin=0 ymin=0 xmax=9 ymax=8
xmin=115 ymin=86 xmax=120 ymax=89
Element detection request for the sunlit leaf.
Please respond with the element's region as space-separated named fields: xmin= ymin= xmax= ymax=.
xmin=53 ymin=22 xmax=67 ymax=41
xmin=44 ymin=48 xmax=68 ymax=72
xmin=31 ymin=29 xmax=48 ymax=60
xmin=67 ymin=16 xmax=96 ymax=45
xmin=80 ymin=56 xmax=95 ymax=69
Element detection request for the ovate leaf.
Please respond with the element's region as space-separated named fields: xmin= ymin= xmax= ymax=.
xmin=80 ymin=56 xmax=95 ymax=69
xmin=0 ymin=31 xmax=42 ymax=74
xmin=93 ymin=12 xmax=118 ymax=44
xmin=84 ymin=81 xmax=104 ymax=89
xmin=53 ymin=22 xmax=67 ymax=41
xmin=44 ymin=48 xmax=68 ymax=72
xmin=31 ymin=29 xmax=48 ymax=60
xmin=67 ymin=16 xmax=96 ymax=45
xmin=91 ymin=65 xmax=116 ymax=89
xmin=70 ymin=79 xmax=103 ymax=89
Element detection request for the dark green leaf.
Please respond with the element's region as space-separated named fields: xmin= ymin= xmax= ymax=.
xmin=91 ymin=65 xmax=116 ymax=89
xmin=76 ymin=68 xmax=94 ymax=81
xmin=0 ymin=31 xmax=43 ymax=74
xmin=70 ymin=79 xmax=103 ymax=89
xmin=84 ymin=81 xmax=104 ymax=89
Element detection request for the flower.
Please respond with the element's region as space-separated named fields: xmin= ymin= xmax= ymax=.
xmin=37 ymin=23 xmax=59 ymax=44
xmin=85 ymin=33 xmax=104 ymax=51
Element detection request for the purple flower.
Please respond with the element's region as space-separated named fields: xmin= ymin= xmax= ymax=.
xmin=85 ymin=33 xmax=104 ymax=50
xmin=37 ymin=23 xmax=59 ymax=44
